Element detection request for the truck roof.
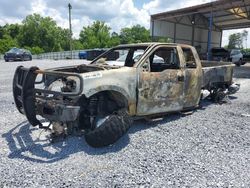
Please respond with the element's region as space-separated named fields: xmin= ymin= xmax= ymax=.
xmin=117 ymin=42 xmax=193 ymax=48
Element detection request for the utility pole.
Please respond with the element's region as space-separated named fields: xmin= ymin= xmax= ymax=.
xmin=68 ymin=3 xmax=72 ymax=59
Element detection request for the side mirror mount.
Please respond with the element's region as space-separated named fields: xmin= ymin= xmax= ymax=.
xmin=141 ymin=59 xmax=150 ymax=72
xmin=186 ymin=61 xmax=196 ymax=68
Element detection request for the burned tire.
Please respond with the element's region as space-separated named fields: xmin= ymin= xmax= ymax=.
xmin=84 ymin=110 xmax=132 ymax=148
xmin=210 ymin=89 xmax=226 ymax=103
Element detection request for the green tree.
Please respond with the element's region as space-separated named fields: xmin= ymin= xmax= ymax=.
xmin=242 ymin=30 xmax=248 ymax=49
xmin=0 ymin=24 xmax=20 ymax=53
xmin=153 ymin=36 xmax=172 ymax=43
xmin=120 ymin=25 xmax=150 ymax=44
xmin=108 ymin=32 xmax=120 ymax=47
xmin=228 ymin=30 xmax=248 ymax=49
xmin=58 ymin=28 xmax=71 ymax=51
xmin=73 ymin=39 xmax=84 ymax=50
xmin=17 ymin=14 xmax=69 ymax=52
xmin=0 ymin=34 xmax=19 ymax=54
xmin=24 ymin=46 xmax=44 ymax=54
xmin=5 ymin=24 xmax=21 ymax=39
xmin=228 ymin=33 xmax=242 ymax=49
xmin=0 ymin=26 xmax=5 ymax=39
xmin=79 ymin=21 xmax=112 ymax=49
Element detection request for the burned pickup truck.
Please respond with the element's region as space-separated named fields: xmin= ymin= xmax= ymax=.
xmin=13 ymin=43 xmax=239 ymax=147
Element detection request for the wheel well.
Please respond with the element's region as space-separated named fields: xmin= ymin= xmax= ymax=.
xmin=78 ymin=91 xmax=129 ymax=130
xmin=91 ymin=90 xmax=128 ymax=109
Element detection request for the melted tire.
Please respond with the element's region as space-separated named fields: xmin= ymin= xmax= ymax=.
xmin=84 ymin=110 xmax=132 ymax=148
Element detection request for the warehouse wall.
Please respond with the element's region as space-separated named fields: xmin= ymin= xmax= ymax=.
xmin=151 ymin=18 xmax=222 ymax=54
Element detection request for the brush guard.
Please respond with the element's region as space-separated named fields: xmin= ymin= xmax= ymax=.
xmin=13 ymin=66 xmax=83 ymax=128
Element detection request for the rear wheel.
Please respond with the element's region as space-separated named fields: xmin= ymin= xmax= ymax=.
xmin=210 ymin=88 xmax=226 ymax=103
xmin=84 ymin=109 xmax=132 ymax=147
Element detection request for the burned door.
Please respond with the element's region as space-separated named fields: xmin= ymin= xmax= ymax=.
xmin=137 ymin=46 xmax=185 ymax=116
xmin=182 ymin=47 xmax=202 ymax=109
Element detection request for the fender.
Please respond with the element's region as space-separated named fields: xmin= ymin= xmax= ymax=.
xmin=84 ymin=85 xmax=136 ymax=115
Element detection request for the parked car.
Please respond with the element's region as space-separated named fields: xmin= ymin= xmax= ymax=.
xmin=210 ymin=47 xmax=229 ymax=62
xmin=210 ymin=48 xmax=245 ymax=66
xmin=78 ymin=49 xmax=109 ymax=60
xmin=78 ymin=51 xmax=87 ymax=59
xmin=229 ymin=49 xmax=245 ymax=66
xmin=4 ymin=47 xmax=32 ymax=62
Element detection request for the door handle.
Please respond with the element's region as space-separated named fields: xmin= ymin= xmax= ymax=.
xmin=178 ymin=75 xmax=184 ymax=82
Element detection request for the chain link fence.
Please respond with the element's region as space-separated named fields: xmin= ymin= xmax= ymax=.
xmin=33 ymin=50 xmax=82 ymax=60
xmin=0 ymin=49 xmax=109 ymax=61
xmin=0 ymin=51 xmax=81 ymax=60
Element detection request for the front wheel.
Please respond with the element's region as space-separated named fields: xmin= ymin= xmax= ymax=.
xmin=84 ymin=110 xmax=132 ymax=147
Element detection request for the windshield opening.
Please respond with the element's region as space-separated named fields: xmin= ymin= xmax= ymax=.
xmin=91 ymin=47 xmax=148 ymax=67
xmin=9 ymin=48 xmax=21 ymax=53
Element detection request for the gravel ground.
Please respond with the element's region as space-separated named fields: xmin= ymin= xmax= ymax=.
xmin=0 ymin=60 xmax=249 ymax=187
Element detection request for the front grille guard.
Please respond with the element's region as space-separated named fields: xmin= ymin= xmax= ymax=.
xmin=13 ymin=66 xmax=83 ymax=127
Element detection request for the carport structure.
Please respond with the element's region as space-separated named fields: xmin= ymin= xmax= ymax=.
xmin=150 ymin=0 xmax=250 ymax=58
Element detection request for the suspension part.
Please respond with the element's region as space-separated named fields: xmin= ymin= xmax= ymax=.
xmin=97 ymin=94 xmax=105 ymax=115
xmin=89 ymin=96 xmax=98 ymax=129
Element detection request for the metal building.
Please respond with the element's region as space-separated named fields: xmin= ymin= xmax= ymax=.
xmin=150 ymin=0 xmax=250 ymax=58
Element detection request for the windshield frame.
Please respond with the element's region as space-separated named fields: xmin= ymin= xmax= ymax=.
xmin=8 ymin=48 xmax=21 ymax=53
xmin=90 ymin=44 xmax=152 ymax=67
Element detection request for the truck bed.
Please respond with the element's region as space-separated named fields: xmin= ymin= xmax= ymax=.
xmin=201 ymin=61 xmax=234 ymax=89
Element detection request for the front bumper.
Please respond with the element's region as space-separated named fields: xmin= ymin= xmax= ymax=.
xmin=5 ymin=54 xmax=23 ymax=61
xmin=13 ymin=66 xmax=83 ymax=127
xmin=36 ymin=101 xmax=80 ymax=122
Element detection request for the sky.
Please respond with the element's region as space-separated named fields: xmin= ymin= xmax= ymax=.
xmin=0 ymin=0 xmax=249 ymax=48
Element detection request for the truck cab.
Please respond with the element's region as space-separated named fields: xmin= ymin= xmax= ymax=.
xmin=135 ymin=44 xmax=202 ymax=115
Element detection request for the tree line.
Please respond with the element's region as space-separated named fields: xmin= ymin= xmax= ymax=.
xmin=0 ymin=14 xmax=152 ymax=54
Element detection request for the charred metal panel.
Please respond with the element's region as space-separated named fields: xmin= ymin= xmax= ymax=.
xmin=137 ymin=69 xmax=184 ymax=115
xmin=183 ymin=68 xmax=202 ymax=108
xmin=201 ymin=61 xmax=233 ymax=88
xmin=182 ymin=46 xmax=203 ymax=108
xmin=81 ymin=67 xmax=137 ymax=116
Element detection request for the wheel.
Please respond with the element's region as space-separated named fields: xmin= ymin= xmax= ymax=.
xmin=84 ymin=109 xmax=133 ymax=147
xmin=5 ymin=59 xmax=9 ymax=62
xmin=236 ymin=59 xmax=243 ymax=66
xmin=29 ymin=56 xmax=32 ymax=61
xmin=210 ymin=89 xmax=226 ymax=103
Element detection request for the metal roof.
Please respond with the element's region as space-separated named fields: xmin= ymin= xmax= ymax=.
xmin=151 ymin=0 xmax=250 ymax=30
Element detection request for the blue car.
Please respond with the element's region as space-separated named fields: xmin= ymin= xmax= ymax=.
xmin=79 ymin=51 xmax=87 ymax=59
